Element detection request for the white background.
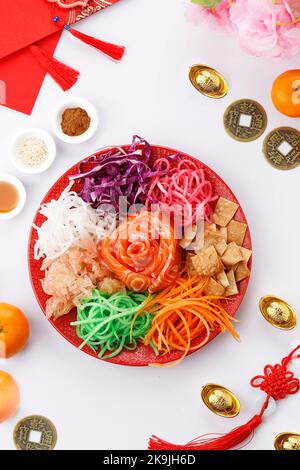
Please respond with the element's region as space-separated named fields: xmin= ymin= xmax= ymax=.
xmin=1 ymin=0 xmax=300 ymax=451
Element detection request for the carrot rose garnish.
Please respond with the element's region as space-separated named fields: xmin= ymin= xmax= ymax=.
xmin=98 ymin=211 xmax=182 ymax=293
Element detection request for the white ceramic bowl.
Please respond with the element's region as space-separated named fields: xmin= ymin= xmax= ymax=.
xmin=0 ymin=174 xmax=26 ymax=220
xmin=52 ymin=98 xmax=99 ymax=144
xmin=11 ymin=128 xmax=56 ymax=175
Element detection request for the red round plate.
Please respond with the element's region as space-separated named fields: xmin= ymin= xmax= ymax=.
xmin=28 ymin=144 xmax=252 ymax=366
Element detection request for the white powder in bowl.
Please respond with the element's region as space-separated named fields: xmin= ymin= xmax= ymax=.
xmin=18 ymin=137 xmax=49 ymax=168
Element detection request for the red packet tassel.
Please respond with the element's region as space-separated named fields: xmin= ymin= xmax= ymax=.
xmin=149 ymin=345 xmax=300 ymax=451
xmin=29 ymin=45 xmax=79 ymax=91
xmin=64 ymin=25 xmax=125 ymax=61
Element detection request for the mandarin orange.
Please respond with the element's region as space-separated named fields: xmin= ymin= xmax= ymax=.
xmin=271 ymin=70 xmax=300 ymax=117
xmin=0 ymin=303 xmax=30 ymax=358
xmin=0 ymin=371 xmax=20 ymax=422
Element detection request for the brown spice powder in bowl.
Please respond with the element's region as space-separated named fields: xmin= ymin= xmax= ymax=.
xmin=61 ymin=107 xmax=91 ymax=137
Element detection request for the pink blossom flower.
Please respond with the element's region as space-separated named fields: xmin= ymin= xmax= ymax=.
xmin=186 ymin=1 xmax=234 ymax=34
xmin=230 ymin=0 xmax=300 ymax=58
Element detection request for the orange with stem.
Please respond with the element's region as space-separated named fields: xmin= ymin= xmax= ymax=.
xmin=271 ymin=70 xmax=300 ymax=117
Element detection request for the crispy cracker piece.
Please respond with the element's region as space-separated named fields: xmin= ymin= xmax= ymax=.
xmin=217 ymin=227 xmax=228 ymax=242
xmin=190 ymin=227 xmax=205 ymax=251
xmin=201 ymin=230 xmax=227 ymax=256
xmin=186 ymin=253 xmax=197 ymax=275
xmin=216 ymin=270 xmax=230 ymax=288
xmin=203 ymin=278 xmax=225 ymax=296
xmin=180 ymin=223 xmax=205 ymax=251
xmin=191 ymin=246 xmax=223 ymax=277
xmin=215 ymin=239 xmax=227 ymax=256
xmin=232 ymin=262 xmax=240 ymax=273
xmin=204 ymin=222 xmax=217 ymax=232
xmin=213 ymin=197 xmax=239 ymax=227
xmin=221 ymin=242 xmax=244 ymax=267
xmin=235 ymin=261 xmax=250 ymax=282
xmin=224 ymin=269 xmax=239 ymax=296
xmin=179 ymin=225 xmax=198 ymax=249
xmin=240 ymin=247 xmax=252 ymax=263
xmin=227 ymin=220 xmax=247 ymax=246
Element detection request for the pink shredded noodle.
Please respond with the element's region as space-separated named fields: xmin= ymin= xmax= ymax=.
xmin=146 ymin=157 xmax=217 ymax=227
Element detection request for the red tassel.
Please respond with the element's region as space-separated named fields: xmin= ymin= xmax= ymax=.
xmin=148 ymin=345 xmax=300 ymax=451
xmin=148 ymin=414 xmax=262 ymax=451
xmin=65 ymin=26 xmax=125 ymax=61
xmin=29 ymin=45 xmax=79 ymax=91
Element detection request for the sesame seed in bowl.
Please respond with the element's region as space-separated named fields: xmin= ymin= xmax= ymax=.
xmin=11 ymin=128 xmax=56 ymax=175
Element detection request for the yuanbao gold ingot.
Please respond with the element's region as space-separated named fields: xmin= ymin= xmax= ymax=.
xmin=274 ymin=433 xmax=300 ymax=450
xmin=259 ymin=296 xmax=297 ymax=330
xmin=201 ymin=384 xmax=240 ymax=418
xmin=189 ymin=65 xmax=228 ymax=99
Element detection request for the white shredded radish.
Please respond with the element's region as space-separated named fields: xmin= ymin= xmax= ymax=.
xmin=33 ymin=183 xmax=116 ymax=260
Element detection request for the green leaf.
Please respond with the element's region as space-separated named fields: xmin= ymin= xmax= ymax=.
xmin=191 ymin=0 xmax=223 ymax=8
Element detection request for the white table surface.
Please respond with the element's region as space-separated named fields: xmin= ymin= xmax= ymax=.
xmin=1 ymin=0 xmax=300 ymax=451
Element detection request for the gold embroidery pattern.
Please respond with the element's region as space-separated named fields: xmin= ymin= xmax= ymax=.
xmin=47 ymin=0 xmax=90 ymax=9
xmin=74 ymin=0 xmax=113 ymax=23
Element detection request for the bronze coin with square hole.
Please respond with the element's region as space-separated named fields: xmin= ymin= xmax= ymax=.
xmin=13 ymin=415 xmax=57 ymax=450
xmin=263 ymin=127 xmax=300 ymax=170
xmin=224 ymin=99 xmax=267 ymax=142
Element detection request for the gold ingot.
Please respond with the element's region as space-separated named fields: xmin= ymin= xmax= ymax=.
xmin=201 ymin=384 xmax=240 ymax=418
xmin=274 ymin=433 xmax=300 ymax=450
xmin=259 ymin=296 xmax=297 ymax=330
xmin=189 ymin=65 xmax=228 ymax=99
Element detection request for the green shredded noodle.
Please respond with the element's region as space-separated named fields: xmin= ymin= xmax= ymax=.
xmin=71 ymin=289 xmax=156 ymax=359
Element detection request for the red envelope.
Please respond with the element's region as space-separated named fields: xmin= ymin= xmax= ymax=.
xmin=0 ymin=32 xmax=62 ymax=115
xmin=0 ymin=0 xmax=123 ymax=115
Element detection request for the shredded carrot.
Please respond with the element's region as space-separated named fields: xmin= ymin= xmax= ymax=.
xmin=134 ymin=274 xmax=240 ymax=367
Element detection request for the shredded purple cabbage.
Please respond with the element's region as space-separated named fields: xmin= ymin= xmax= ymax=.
xmin=70 ymin=136 xmax=167 ymax=212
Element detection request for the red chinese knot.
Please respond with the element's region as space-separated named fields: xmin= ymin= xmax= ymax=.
xmin=251 ymin=346 xmax=300 ymax=401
